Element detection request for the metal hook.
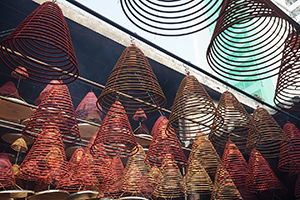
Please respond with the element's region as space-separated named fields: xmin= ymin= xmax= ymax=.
xmin=130 ymin=35 xmax=135 ymax=45
xmin=183 ymin=64 xmax=189 ymax=75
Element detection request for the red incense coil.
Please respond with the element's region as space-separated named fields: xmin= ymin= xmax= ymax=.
xmin=222 ymin=140 xmax=248 ymax=186
xmin=22 ymin=84 xmax=81 ymax=143
xmin=211 ymin=165 xmax=243 ymax=200
xmin=0 ymin=153 xmax=15 ymax=188
xmin=91 ymin=101 xmax=137 ymax=158
xmin=19 ymin=126 xmax=67 ymax=185
xmin=97 ymin=44 xmax=166 ymax=115
xmin=146 ymin=116 xmax=187 ymax=168
xmin=133 ymin=108 xmax=147 ymax=122
xmin=151 ymin=115 xmax=166 ymax=136
xmin=167 ymin=74 xmax=223 ymax=141
xmin=67 ymin=147 xmax=85 ymax=172
xmin=153 ymin=154 xmax=186 ymax=199
xmin=135 ymin=123 xmax=149 ymax=134
xmin=209 ymin=91 xmax=260 ymax=152
xmin=251 ymin=107 xmax=291 ymax=158
xmin=0 ymin=1 xmax=79 ymax=84
xmin=34 ymin=80 xmax=60 ymax=105
xmin=11 ymin=66 xmax=29 ymax=80
xmin=278 ymin=122 xmax=300 ymax=175
xmin=246 ymin=148 xmax=286 ymax=193
xmin=0 ymin=81 xmax=20 ymax=99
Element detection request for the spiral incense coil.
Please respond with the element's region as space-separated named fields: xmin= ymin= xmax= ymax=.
xmin=153 ymin=154 xmax=186 ymax=199
xmin=19 ymin=126 xmax=67 ymax=185
xmin=207 ymin=0 xmax=299 ymax=81
xmin=0 ymin=2 xmax=79 ymax=84
xmin=11 ymin=66 xmax=29 ymax=80
xmin=121 ymin=144 xmax=154 ymax=198
xmin=246 ymin=148 xmax=286 ymax=193
xmin=11 ymin=137 xmax=28 ymax=153
xmin=184 ymin=158 xmax=213 ymax=195
xmin=151 ymin=115 xmax=166 ymax=136
xmin=209 ymin=91 xmax=259 ymax=152
xmin=146 ymin=116 xmax=187 ymax=169
xmin=67 ymin=147 xmax=85 ymax=172
xmin=0 ymin=81 xmax=20 ymax=99
xmin=278 ymin=122 xmax=300 ymax=175
xmin=211 ymin=165 xmax=243 ymax=200
xmin=222 ymin=140 xmax=247 ymax=186
xmin=91 ymin=101 xmax=137 ymax=158
xmin=0 ymin=153 xmax=15 ymax=188
xmin=97 ymin=44 xmax=166 ymax=115
xmin=133 ymin=108 xmax=147 ymax=122
xmin=34 ymin=80 xmax=60 ymax=105
xmin=275 ymin=31 xmax=300 ymax=112
xmin=22 ymin=84 xmax=81 ymax=143
xmin=251 ymin=107 xmax=291 ymax=158
xmin=189 ymin=133 xmax=221 ymax=174
xmin=167 ymin=74 xmax=223 ymax=142
xmin=120 ymin=0 xmax=225 ymax=36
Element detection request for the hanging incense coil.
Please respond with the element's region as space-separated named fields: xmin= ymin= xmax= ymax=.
xmin=22 ymin=84 xmax=81 ymax=143
xmin=151 ymin=115 xmax=166 ymax=136
xmin=189 ymin=133 xmax=221 ymax=174
xmin=153 ymin=154 xmax=186 ymax=199
xmin=246 ymin=148 xmax=286 ymax=193
xmin=11 ymin=66 xmax=29 ymax=80
xmin=34 ymin=80 xmax=60 ymax=105
xmin=133 ymin=108 xmax=147 ymax=122
xmin=278 ymin=122 xmax=300 ymax=175
xmin=207 ymin=0 xmax=299 ymax=81
xmin=97 ymin=44 xmax=166 ymax=115
xmin=222 ymin=140 xmax=248 ymax=186
xmin=209 ymin=91 xmax=260 ymax=152
xmin=66 ymin=147 xmax=85 ymax=172
xmin=211 ymin=165 xmax=243 ymax=200
xmin=0 ymin=153 xmax=15 ymax=188
xmin=146 ymin=116 xmax=187 ymax=168
xmin=19 ymin=126 xmax=67 ymax=185
xmin=120 ymin=0 xmax=225 ymax=36
xmin=0 ymin=81 xmax=20 ymax=99
xmin=121 ymin=144 xmax=155 ymax=198
xmin=251 ymin=107 xmax=291 ymax=158
xmin=184 ymin=156 xmax=213 ymax=195
xmin=11 ymin=137 xmax=28 ymax=153
xmin=91 ymin=101 xmax=137 ymax=158
xmin=0 ymin=1 xmax=79 ymax=84
xmin=167 ymin=74 xmax=224 ymax=142
xmin=275 ymin=31 xmax=300 ymax=112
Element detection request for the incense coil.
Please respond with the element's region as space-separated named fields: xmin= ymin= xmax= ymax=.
xmin=19 ymin=126 xmax=67 ymax=185
xmin=207 ymin=0 xmax=299 ymax=81
xmin=91 ymin=101 xmax=137 ymax=158
xmin=209 ymin=91 xmax=260 ymax=152
xmin=97 ymin=44 xmax=166 ymax=115
xmin=275 ymin=31 xmax=300 ymax=112
xmin=34 ymin=80 xmax=60 ymax=105
xmin=0 ymin=81 xmax=20 ymax=99
xmin=278 ymin=122 xmax=300 ymax=175
xmin=146 ymin=116 xmax=187 ymax=168
xmin=22 ymin=84 xmax=81 ymax=143
xmin=67 ymin=147 xmax=85 ymax=172
xmin=133 ymin=108 xmax=147 ymax=122
xmin=246 ymin=148 xmax=286 ymax=193
xmin=11 ymin=66 xmax=29 ymax=80
xmin=0 ymin=2 xmax=79 ymax=84
xmin=11 ymin=137 xmax=28 ymax=153
xmin=221 ymin=140 xmax=248 ymax=186
xmin=120 ymin=0 xmax=225 ymax=36
xmin=251 ymin=107 xmax=291 ymax=158
xmin=153 ymin=154 xmax=186 ymax=199
xmin=211 ymin=165 xmax=243 ymax=200
xmin=0 ymin=153 xmax=15 ymax=188
xmin=151 ymin=115 xmax=166 ymax=136
xmin=167 ymin=74 xmax=224 ymax=142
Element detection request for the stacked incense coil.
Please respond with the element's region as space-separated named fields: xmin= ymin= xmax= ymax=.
xmin=209 ymin=91 xmax=260 ymax=152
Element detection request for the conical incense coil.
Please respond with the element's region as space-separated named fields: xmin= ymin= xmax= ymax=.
xmin=119 ymin=0 xmax=224 ymax=36
xmin=278 ymin=122 xmax=300 ymax=175
xmin=207 ymin=0 xmax=299 ymax=81
xmin=167 ymin=74 xmax=223 ymax=142
xmin=275 ymin=31 xmax=300 ymax=112
xmin=211 ymin=165 xmax=243 ymax=200
xmin=0 ymin=81 xmax=20 ymax=99
xmin=189 ymin=133 xmax=221 ymax=174
xmin=22 ymin=84 xmax=81 ymax=143
xmin=11 ymin=137 xmax=28 ymax=153
xmin=149 ymin=166 xmax=160 ymax=187
xmin=75 ymin=91 xmax=102 ymax=124
xmin=222 ymin=140 xmax=248 ymax=186
xmin=0 ymin=1 xmax=79 ymax=84
xmin=97 ymin=44 xmax=166 ymax=115
xmin=246 ymin=148 xmax=286 ymax=193
xmin=91 ymin=101 xmax=137 ymax=158
xmin=67 ymin=147 xmax=85 ymax=172
xmin=146 ymin=116 xmax=187 ymax=168
xmin=209 ymin=91 xmax=259 ymax=152
xmin=151 ymin=115 xmax=167 ymax=136
xmin=19 ymin=126 xmax=67 ymax=185
xmin=133 ymin=108 xmax=147 ymax=122
xmin=184 ymin=159 xmax=213 ymax=195
xmin=251 ymin=107 xmax=291 ymax=158
xmin=56 ymin=151 xmax=99 ymax=192
xmin=0 ymin=153 xmax=15 ymax=188
xmin=34 ymin=80 xmax=60 ymax=105
xmin=153 ymin=154 xmax=186 ymax=199
xmin=11 ymin=66 xmax=29 ymax=80
xmin=121 ymin=144 xmax=155 ymax=198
